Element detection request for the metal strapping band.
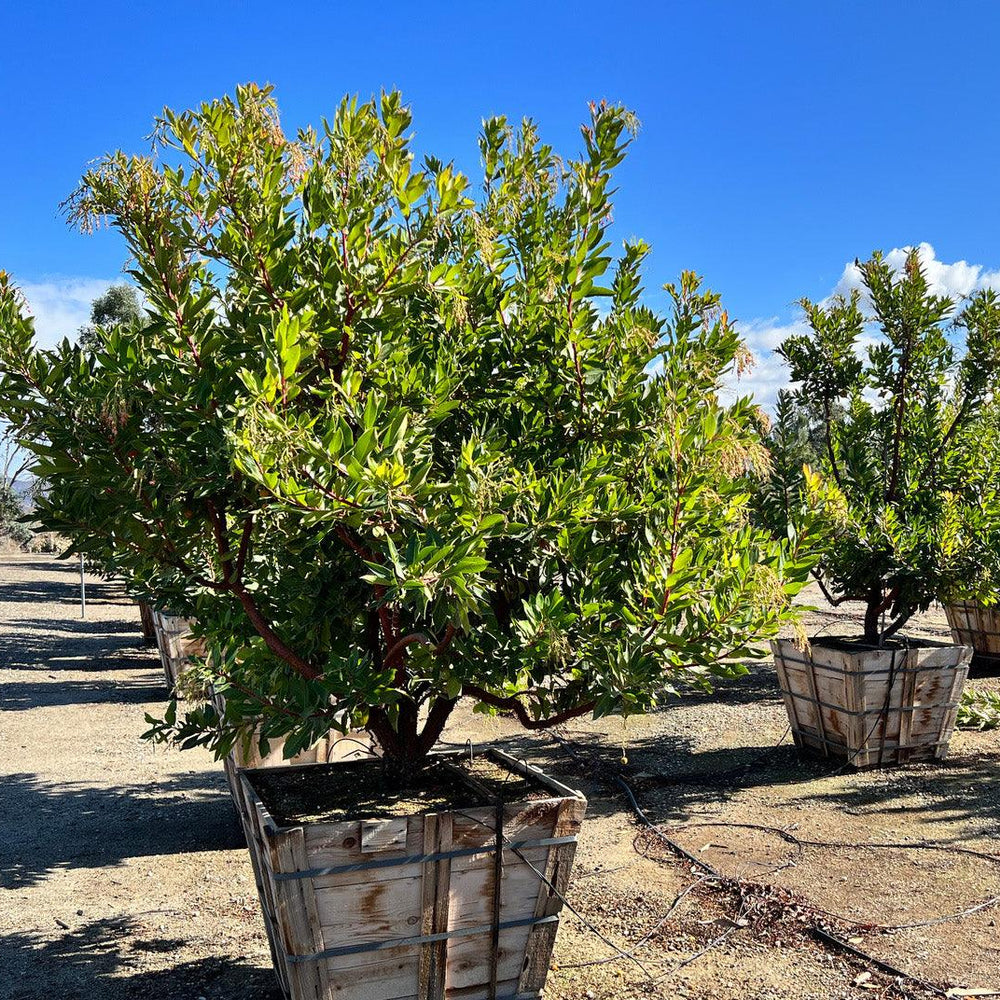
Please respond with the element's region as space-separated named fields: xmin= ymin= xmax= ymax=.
xmin=794 ymin=733 xmax=951 ymax=752
xmin=269 ymin=833 xmax=579 ymax=881
xmin=780 ymin=696 xmax=961 ymax=717
xmin=776 ymin=656 xmax=957 ymax=677
xmin=282 ymin=912 xmax=560 ymax=964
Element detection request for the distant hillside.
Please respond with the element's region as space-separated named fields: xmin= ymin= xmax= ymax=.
xmin=11 ymin=478 xmax=37 ymax=507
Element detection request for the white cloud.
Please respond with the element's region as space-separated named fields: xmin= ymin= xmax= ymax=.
xmin=832 ymin=242 xmax=986 ymax=303
xmin=721 ymin=315 xmax=804 ymax=409
xmin=728 ymin=243 xmax=1000 ymax=412
xmin=15 ymin=276 xmax=118 ymax=348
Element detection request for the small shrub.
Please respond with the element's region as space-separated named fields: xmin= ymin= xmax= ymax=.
xmin=956 ymin=687 xmax=1000 ymax=731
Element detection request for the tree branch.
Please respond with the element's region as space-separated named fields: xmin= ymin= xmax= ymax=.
xmin=821 ymin=397 xmax=844 ymax=489
xmin=416 ymin=696 xmax=458 ymax=757
xmin=812 ymin=572 xmax=851 ymax=607
xmin=205 ymin=502 xmax=322 ymax=681
xmin=234 ymin=514 xmax=254 ymax=581
xmin=880 ymin=609 xmax=913 ymax=642
xmin=462 ymin=684 xmax=596 ymax=730
xmin=228 ymin=580 xmax=322 ymax=681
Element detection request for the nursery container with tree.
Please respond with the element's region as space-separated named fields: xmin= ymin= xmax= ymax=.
xmin=0 ymin=86 xmax=818 ymax=998
xmin=767 ymin=249 xmax=1000 ymax=766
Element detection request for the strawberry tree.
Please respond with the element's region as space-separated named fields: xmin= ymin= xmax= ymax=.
xmin=0 ymin=86 xmax=817 ymax=770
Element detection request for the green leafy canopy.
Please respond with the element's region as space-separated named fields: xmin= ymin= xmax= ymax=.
xmin=0 ymin=85 xmax=818 ymax=764
xmin=768 ymin=250 xmax=1000 ymax=645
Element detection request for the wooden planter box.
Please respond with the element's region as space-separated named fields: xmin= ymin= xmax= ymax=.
xmin=772 ymin=636 xmax=971 ymax=767
xmin=153 ymin=612 xmax=206 ymax=692
xmin=945 ymin=602 xmax=1000 ymax=674
xmin=223 ymin=727 xmax=373 ymax=828
xmin=236 ymin=749 xmax=586 ymax=1000
xmin=137 ymin=601 xmax=157 ymax=645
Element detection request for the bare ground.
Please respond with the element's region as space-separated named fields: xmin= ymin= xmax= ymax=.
xmin=2 ymin=556 xmax=998 ymax=999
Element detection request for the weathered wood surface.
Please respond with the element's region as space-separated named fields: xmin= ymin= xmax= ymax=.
xmin=152 ymin=612 xmax=205 ymax=691
xmin=945 ymin=602 xmax=1000 ymax=669
xmin=772 ymin=637 xmax=971 ymax=767
xmin=240 ymin=749 xmax=586 ymax=1000
xmin=137 ymin=600 xmax=157 ymax=643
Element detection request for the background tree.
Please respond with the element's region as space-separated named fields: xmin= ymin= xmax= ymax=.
xmin=755 ymin=389 xmax=828 ymax=537
xmin=0 ymin=478 xmax=30 ymax=547
xmin=1 ymin=422 xmax=31 ymax=491
xmin=0 ymin=87 xmax=819 ymax=771
xmin=774 ymin=250 xmax=1000 ymax=644
xmin=77 ymin=283 xmax=142 ymax=351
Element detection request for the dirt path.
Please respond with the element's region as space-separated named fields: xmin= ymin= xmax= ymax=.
xmin=0 ymin=555 xmax=278 ymax=998
xmin=2 ymin=558 xmax=999 ymax=999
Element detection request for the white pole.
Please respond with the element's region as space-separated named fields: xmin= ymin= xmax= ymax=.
xmin=79 ymin=553 xmax=86 ymax=618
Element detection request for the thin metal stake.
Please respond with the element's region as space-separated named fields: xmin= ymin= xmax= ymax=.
xmin=79 ymin=553 xmax=86 ymax=618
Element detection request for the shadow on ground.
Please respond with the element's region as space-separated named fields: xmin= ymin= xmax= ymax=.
xmin=495 ymin=715 xmax=1000 ymax=839
xmin=1 ymin=676 xmax=168 ymax=711
xmin=1 ymin=772 xmax=243 ymax=890
xmin=0 ymin=916 xmax=281 ymax=1000
xmin=779 ymin=749 xmax=1000 ymax=838
xmin=0 ymin=571 xmax=132 ymax=609
xmin=0 ymin=618 xmax=150 ymax=671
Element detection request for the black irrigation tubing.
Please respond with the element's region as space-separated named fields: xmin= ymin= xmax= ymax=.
xmin=537 ymin=727 xmax=987 ymax=994
xmin=558 ymin=872 xmax=718 ymax=971
xmin=449 ymin=808 xmax=658 ymax=981
xmin=647 ymin=819 xmax=1000 ymax=933
xmin=632 ymin=824 xmax=802 ymax=880
xmin=613 ymin=776 xmax=957 ymax=997
xmin=614 ymin=776 xmax=724 ymax=878
xmin=324 ymin=735 xmax=376 ymax=761
xmin=811 ymin=929 xmax=947 ymax=998
xmin=650 ymin=890 xmax=749 ymax=984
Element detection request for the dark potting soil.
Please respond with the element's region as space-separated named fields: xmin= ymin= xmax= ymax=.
xmin=251 ymin=753 xmax=550 ymax=827
xmin=810 ymin=635 xmax=955 ymax=652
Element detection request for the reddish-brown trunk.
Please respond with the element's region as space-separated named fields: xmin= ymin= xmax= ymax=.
xmin=863 ymin=588 xmax=883 ymax=645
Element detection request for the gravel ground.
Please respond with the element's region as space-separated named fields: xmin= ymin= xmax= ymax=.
xmin=2 ymin=556 xmax=999 ymax=999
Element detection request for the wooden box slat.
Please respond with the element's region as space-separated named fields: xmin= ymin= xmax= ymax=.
xmin=945 ymin=602 xmax=1000 ymax=666
xmin=772 ymin=637 xmax=971 ymax=767
xmin=153 ymin=612 xmax=205 ymax=692
xmin=239 ymin=749 xmax=586 ymax=1000
xmin=137 ymin=600 xmax=157 ymax=642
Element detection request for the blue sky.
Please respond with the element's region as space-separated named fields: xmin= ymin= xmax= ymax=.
xmin=3 ymin=0 xmax=999 ymax=402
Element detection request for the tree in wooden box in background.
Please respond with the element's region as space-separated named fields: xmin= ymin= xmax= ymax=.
xmin=933 ymin=403 xmax=1000 ymax=671
xmin=0 ymin=86 xmax=819 ymax=997
xmin=764 ymin=249 xmax=1000 ymax=765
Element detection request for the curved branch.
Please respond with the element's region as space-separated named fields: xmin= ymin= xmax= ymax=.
xmin=462 ymin=683 xmax=596 ymax=730
xmin=383 ymin=632 xmax=432 ymax=668
xmin=228 ymin=581 xmax=322 ymax=680
xmin=812 ymin=572 xmax=851 ymax=608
